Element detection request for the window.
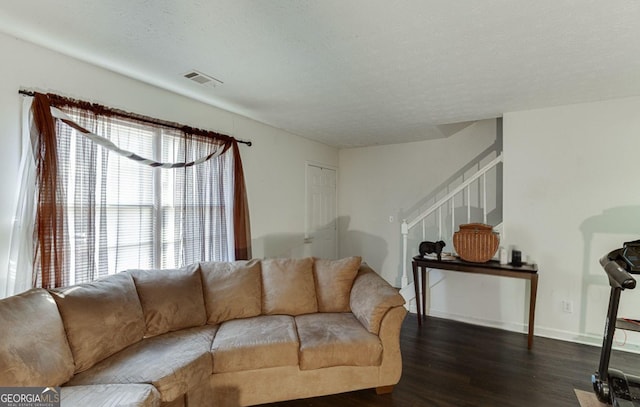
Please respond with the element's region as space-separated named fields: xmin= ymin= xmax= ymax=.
xmin=53 ymin=110 xmax=234 ymax=285
xmin=22 ymin=93 xmax=251 ymax=289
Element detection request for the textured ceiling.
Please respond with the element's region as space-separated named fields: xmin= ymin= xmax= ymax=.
xmin=1 ymin=1 xmax=640 ymax=148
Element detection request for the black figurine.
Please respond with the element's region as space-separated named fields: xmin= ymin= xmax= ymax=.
xmin=418 ymin=240 xmax=446 ymax=261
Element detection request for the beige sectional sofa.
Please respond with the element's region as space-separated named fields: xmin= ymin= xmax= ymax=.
xmin=0 ymin=257 xmax=406 ymax=407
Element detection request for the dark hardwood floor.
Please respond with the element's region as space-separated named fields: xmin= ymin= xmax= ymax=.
xmin=262 ymin=314 xmax=640 ymax=407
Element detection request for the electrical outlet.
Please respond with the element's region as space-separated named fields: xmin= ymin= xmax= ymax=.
xmin=562 ymin=300 xmax=574 ymax=313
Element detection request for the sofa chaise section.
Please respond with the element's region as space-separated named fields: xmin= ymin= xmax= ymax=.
xmin=67 ymin=325 xmax=217 ymax=403
xmin=53 ymin=267 xmax=216 ymax=404
xmin=61 ymin=384 xmax=161 ymax=407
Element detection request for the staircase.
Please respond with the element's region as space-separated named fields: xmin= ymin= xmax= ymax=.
xmin=399 ymin=152 xmax=504 ymax=303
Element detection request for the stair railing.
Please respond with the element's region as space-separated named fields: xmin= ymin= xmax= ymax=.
xmin=400 ymin=152 xmax=503 ymax=287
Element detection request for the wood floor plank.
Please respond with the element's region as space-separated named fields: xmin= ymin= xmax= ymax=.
xmin=259 ymin=314 xmax=640 ymax=406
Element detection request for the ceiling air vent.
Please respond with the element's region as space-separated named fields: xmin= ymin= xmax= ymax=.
xmin=183 ymin=70 xmax=223 ymax=88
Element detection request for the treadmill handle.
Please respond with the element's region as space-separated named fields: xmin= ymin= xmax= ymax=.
xmin=601 ymin=256 xmax=636 ymax=290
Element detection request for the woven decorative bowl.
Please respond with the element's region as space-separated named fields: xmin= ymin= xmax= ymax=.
xmin=453 ymin=223 xmax=500 ymax=263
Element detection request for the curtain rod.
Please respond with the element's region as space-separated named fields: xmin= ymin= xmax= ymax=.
xmin=18 ymin=89 xmax=252 ymax=147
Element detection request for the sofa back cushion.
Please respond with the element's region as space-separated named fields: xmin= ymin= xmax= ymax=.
xmin=313 ymin=256 xmax=362 ymax=312
xmin=200 ymin=259 xmax=262 ymax=325
xmin=50 ymin=272 xmax=146 ymax=373
xmin=0 ymin=289 xmax=75 ymax=386
xmin=130 ymin=264 xmax=206 ymax=337
xmin=261 ymin=257 xmax=317 ymax=315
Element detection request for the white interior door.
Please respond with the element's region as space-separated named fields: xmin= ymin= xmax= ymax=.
xmin=305 ymin=164 xmax=337 ymax=259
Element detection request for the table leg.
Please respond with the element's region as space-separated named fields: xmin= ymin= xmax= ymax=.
xmin=421 ymin=267 xmax=427 ymax=320
xmin=528 ymin=273 xmax=539 ymax=349
xmin=412 ymin=262 xmax=421 ymax=325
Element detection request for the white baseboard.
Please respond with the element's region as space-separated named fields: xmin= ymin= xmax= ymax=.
xmin=399 ymin=282 xmax=415 ymax=301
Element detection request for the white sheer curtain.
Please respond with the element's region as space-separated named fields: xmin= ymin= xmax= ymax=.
xmin=2 ymin=97 xmax=37 ymax=297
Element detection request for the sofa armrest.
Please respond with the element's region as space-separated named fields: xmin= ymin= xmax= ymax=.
xmin=349 ymin=263 xmax=405 ymax=335
xmin=377 ymin=305 xmax=408 ymax=386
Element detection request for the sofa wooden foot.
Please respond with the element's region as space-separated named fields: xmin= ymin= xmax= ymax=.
xmin=375 ymin=385 xmax=394 ymax=395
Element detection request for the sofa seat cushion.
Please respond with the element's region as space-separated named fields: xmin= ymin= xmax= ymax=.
xmin=67 ymin=325 xmax=218 ymax=402
xmin=295 ymin=313 xmax=383 ymax=370
xmin=61 ymin=384 xmax=160 ymax=407
xmin=50 ymin=272 xmax=146 ymax=373
xmin=0 ymin=289 xmax=75 ymax=386
xmin=211 ymin=315 xmax=299 ymax=373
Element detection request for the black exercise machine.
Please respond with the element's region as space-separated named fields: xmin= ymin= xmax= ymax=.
xmin=593 ymin=240 xmax=640 ymax=406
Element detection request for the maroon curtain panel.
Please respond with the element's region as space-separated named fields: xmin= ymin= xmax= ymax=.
xmin=31 ymin=93 xmax=67 ymax=288
xmin=232 ymin=141 xmax=252 ymax=260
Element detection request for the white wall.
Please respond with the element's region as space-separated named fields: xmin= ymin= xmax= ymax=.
xmin=338 ymin=120 xmax=498 ymax=285
xmin=0 ymin=32 xmax=337 ymax=296
xmin=503 ymin=96 xmax=640 ymax=350
xmin=340 ymin=98 xmax=640 ymax=351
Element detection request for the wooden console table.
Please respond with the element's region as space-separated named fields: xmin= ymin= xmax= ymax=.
xmin=412 ymin=255 xmax=539 ymax=349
